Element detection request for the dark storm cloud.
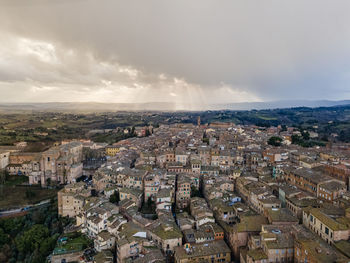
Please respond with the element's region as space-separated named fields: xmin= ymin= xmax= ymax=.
xmin=0 ymin=0 xmax=349 ymax=104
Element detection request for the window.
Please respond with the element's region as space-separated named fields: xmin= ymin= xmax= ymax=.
xmin=325 ymin=227 xmax=329 ymax=235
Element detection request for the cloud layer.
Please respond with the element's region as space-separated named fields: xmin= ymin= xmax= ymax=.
xmin=0 ymin=0 xmax=350 ymax=107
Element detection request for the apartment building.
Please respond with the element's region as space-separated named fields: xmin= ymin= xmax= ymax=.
xmin=303 ymin=207 xmax=350 ymax=244
xmin=176 ymin=175 xmax=191 ymax=209
xmin=174 ymin=240 xmax=231 ymax=263
xmin=58 ymin=182 xmax=90 ymax=217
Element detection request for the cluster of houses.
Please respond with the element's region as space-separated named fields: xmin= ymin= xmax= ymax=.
xmin=57 ymin=122 xmax=350 ymax=262
xmin=3 ymin=121 xmax=350 ymax=262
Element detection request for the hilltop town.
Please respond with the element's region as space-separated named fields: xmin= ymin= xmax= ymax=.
xmin=2 ymin=0 xmax=350 ymax=262
xmin=1 ymin=119 xmax=350 ymax=263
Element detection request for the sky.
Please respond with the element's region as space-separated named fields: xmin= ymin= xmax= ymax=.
xmin=0 ymin=0 xmax=350 ymax=109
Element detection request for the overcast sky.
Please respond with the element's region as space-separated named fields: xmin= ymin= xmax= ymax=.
xmin=0 ymin=0 xmax=350 ymax=108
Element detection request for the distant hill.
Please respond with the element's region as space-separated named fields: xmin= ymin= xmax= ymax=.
xmin=0 ymin=100 xmax=349 ymax=113
xmin=0 ymin=102 xmax=177 ymax=113
xmin=211 ymin=100 xmax=350 ymax=111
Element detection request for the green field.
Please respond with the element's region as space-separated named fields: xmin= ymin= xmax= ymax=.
xmin=257 ymin=114 xmax=277 ymax=120
xmin=0 ymin=185 xmax=58 ymax=209
xmin=3 ymin=175 xmax=28 ymax=186
xmin=53 ymin=232 xmax=91 ymax=255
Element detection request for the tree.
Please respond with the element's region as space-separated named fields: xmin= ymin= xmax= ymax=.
xmin=202 ymin=132 xmax=209 ymax=144
xmin=16 ymin=225 xmax=49 ymax=254
xmin=39 ymin=235 xmax=58 ymax=256
xmin=191 ymin=186 xmax=202 ymax=198
xmin=0 ymin=171 xmax=7 ymax=185
xmin=291 ymin=134 xmax=302 ymax=144
xmin=141 ymin=198 xmax=156 ymax=215
xmin=30 ymin=247 xmax=45 ymax=263
xmin=146 ymin=197 xmax=154 ymax=208
xmin=302 ymin=131 xmax=310 ymax=141
xmin=0 ymin=217 xmax=25 ymax=238
xmin=109 ymin=190 xmax=120 ymax=204
xmin=339 ymin=129 xmax=350 ymax=142
xmin=0 ymin=190 xmax=73 ymax=262
xmin=0 ymin=228 xmax=9 ymax=249
xmin=321 ymin=134 xmax=328 ymax=142
xmin=0 ymin=244 xmax=11 ymax=263
xmin=46 ymin=178 xmax=51 ymax=186
xmin=268 ymin=136 xmax=282 ymax=146
xmin=32 ymin=209 xmax=46 ymax=225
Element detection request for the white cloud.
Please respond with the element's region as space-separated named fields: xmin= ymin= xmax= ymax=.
xmin=17 ymin=38 xmax=57 ymax=64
